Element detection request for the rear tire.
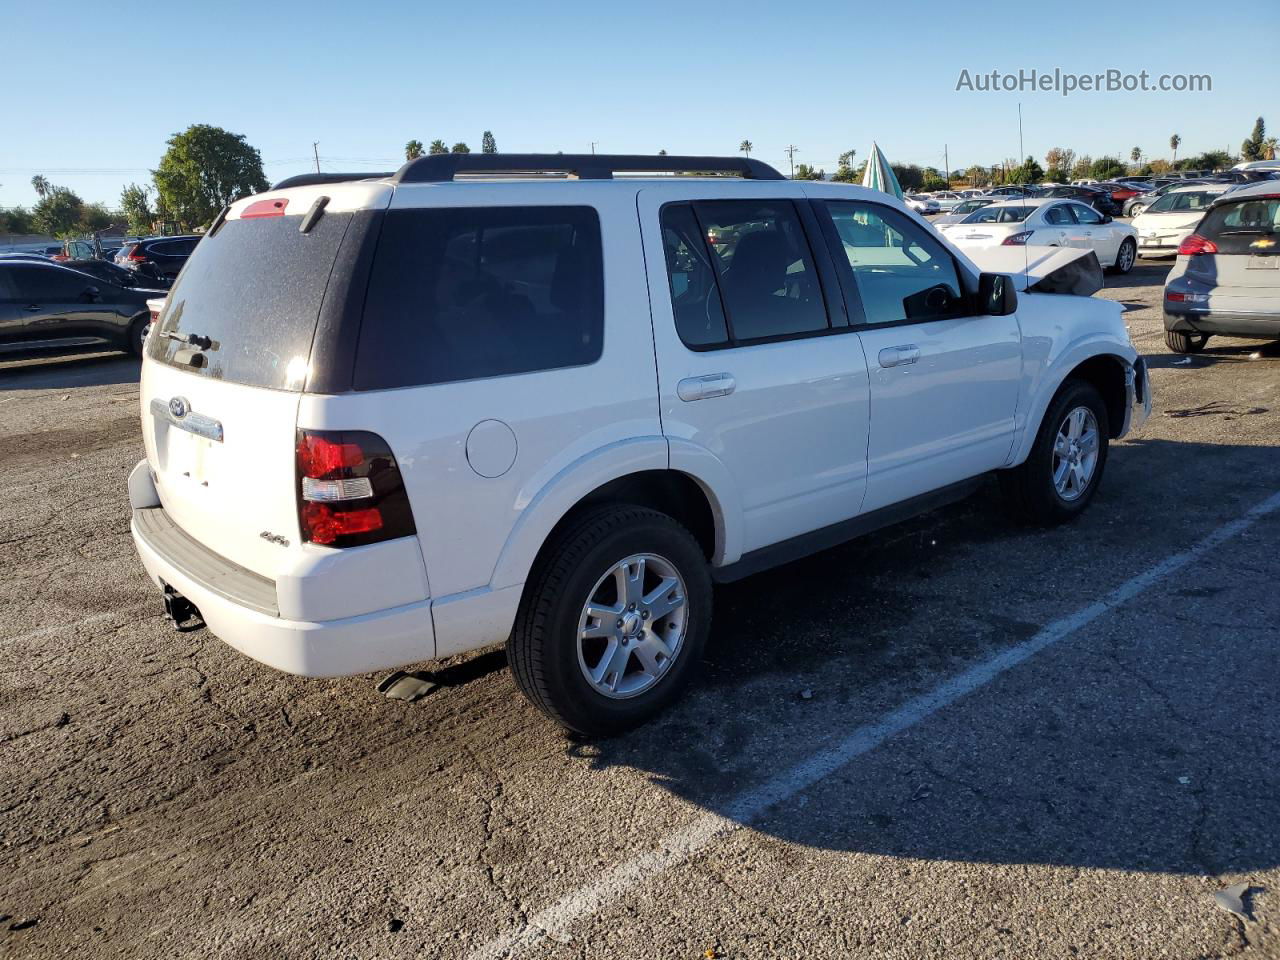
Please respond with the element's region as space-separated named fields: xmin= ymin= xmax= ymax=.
xmin=1109 ymin=238 xmax=1136 ymax=275
xmin=1000 ymin=379 xmax=1109 ymax=525
xmin=126 ymin=315 xmax=148 ymax=357
xmin=508 ymin=505 xmax=712 ymax=737
xmin=1165 ymin=330 xmax=1208 ymax=354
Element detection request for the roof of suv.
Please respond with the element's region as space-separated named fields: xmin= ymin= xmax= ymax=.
xmin=1210 ymin=180 xmax=1280 ymax=204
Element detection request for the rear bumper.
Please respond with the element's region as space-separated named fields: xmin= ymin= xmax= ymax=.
xmin=1164 ymin=310 xmax=1280 ymax=339
xmin=131 ymin=506 xmax=435 ymax=677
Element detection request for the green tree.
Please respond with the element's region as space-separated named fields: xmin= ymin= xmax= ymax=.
xmin=1178 ymin=150 xmax=1235 ymax=172
xmin=1070 ymin=154 xmax=1093 ymax=179
xmin=119 ymin=183 xmax=155 ymax=234
xmin=31 ymin=174 xmax=50 ymax=199
xmin=1007 ymin=155 xmax=1045 ymax=184
xmin=831 ymin=150 xmax=859 ymax=183
xmin=1044 ymin=167 xmax=1069 ymax=183
xmin=1 ymin=206 xmax=35 ymax=235
xmin=1264 ymin=137 xmax=1279 ymax=161
xmin=657 ymin=149 xmax=667 ymax=156
xmin=450 ymin=142 xmax=471 ymax=154
xmin=1044 ymin=147 xmax=1075 ymax=176
xmin=1170 ymin=133 xmax=1181 ymax=164
xmin=1089 ymin=156 xmax=1125 ymax=180
xmin=153 ymin=124 xmax=269 ymax=228
xmin=1130 ymin=146 xmax=1143 ymax=165
xmin=33 ymin=187 xmax=84 ymax=237
xmin=428 ymin=139 xmax=448 ymax=155
xmin=921 ymin=173 xmax=949 ymax=191
xmin=891 ymin=164 xmax=924 ymax=191
xmin=80 ymin=203 xmax=114 ymax=233
xmin=405 ymin=139 xmax=424 ymax=160
xmin=1241 ymin=117 xmax=1266 ymax=162
xmin=481 ymin=130 xmax=497 ymax=154
xmin=793 ymin=163 xmax=825 ymax=181
xmin=739 ymin=140 xmax=753 ymax=157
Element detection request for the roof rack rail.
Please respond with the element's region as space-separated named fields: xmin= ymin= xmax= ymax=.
xmin=390 ymin=153 xmax=785 ymax=183
xmin=270 ymin=171 xmax=395 ymax=190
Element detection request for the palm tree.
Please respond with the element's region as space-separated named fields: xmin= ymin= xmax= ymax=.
xmin=1170 ymin=133 xmax=1181 ymax=165
xmin=1130 ymin=146 xmax=1142 ymax=164
xmin=405 ymin=140 xmax=424 ymax=161
xmin=1263 ymin=137 xmax=1278 ymax=162
xmin=31 ymin=174 xmax=49 ymax=199
xmin=739 ymin=140 xmax=753 ymax=157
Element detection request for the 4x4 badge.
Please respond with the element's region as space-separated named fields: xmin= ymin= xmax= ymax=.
xmin=169 ymin=396 xmax=190 ymax=419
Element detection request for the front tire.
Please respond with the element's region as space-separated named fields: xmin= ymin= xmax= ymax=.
xmin=1110 ymin=238 xmax=1136 ymax=275
xmin=1000 ymin=379 xmax=1109 ymax=525
xmin=126 ymin=315 xmax=148 ymax=357
xmin=1165 ymin=330 xmax=1208 ymax=354
xmin=508 ymin=505 xmax=712 ymax=737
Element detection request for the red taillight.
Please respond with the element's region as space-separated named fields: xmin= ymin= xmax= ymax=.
xmin=127 ymin=248 xmax=146 ymax=262
xmin=241 ymin=197 xmax=288 ymax=219
xmin=1177 ymin=234 xmax=1218 ymax=256
xmin=295 ymin=430 xmax=415 ymax=548
xmin=1002 ymin=231 xmax=1034 ymax=246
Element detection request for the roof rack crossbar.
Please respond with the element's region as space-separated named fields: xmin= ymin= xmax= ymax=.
xmin=391 ymin=153 xmax=786 ymax=183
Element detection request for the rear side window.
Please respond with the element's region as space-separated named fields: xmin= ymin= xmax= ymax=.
xmin=354 ymin=206 xmax=603 ymax=390
xmin=659 ymin=200 xmax=829 ymax=349
xmin=4 ymin=264 xmax=86 ymax=302
xmin=147 ymin=212 xmax=353 ymax=389
xmin=1196 ymin=197 xmax=1280 ymax=254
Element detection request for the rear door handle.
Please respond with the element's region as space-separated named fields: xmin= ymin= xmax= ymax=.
xmin=677 ymin=373 xmax=736 ymax=402
xmin=878 ymin=345 xmax=920 ymax=368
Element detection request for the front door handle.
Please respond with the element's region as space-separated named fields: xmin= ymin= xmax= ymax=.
xmin=677 ymin=373 xmax=736 ymax=402
xmin=878 ymin=345 xmax=921 ymax=368
xmin=25 ymin=304 xmax=41 ymax=312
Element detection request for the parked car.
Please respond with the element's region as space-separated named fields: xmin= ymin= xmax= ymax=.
xmin=944 ymin=199 xmax=1138 ymax=273
xmin=1123 ymin=179 xmax=1214 ymax=217
xmin=1093 ymin=181 xmax=1145 ymax=209
xmin=1130 ymin=184 xmax=1233 ymax=257
xmin=115 ymin=235 xmax=202 ymax=279
xmin=1035 ymin=185 xmax=1121 ymax=216
xmin=1163 ymin=182 xmax=1280 ymax=353
xmin=930 ymin=191 xmax=966 ymax=211
xmin=985 ymin=185 xmax=1038 ymax=198
xmin=932 ymin=196 xmax=999 ymax=226
xmin=905 ymin=194 xmax=941 ymax=215
xmin=127 ymin=153 xmax=1150 ymax=735
xmin=60 ymin=258 xmax=171 ymax=290
xmin=0 ymin=259 xmax=156 ymax=356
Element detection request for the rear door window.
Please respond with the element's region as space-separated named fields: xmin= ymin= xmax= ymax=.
xmin=7 ymin=265 xmax=86 ymax=302
xmin=146 ymin=211 xmax=353 ymax=389
xmin=1197 ymin=197 xmax=1280 ymax=254
xmin=354 ymin=206 xmax=603 ymax=390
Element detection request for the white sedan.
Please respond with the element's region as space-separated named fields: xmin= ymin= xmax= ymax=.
xmin=942 ymin=198 xmax=1138 ymax=274
xmin=905 ymin=194 xmax=941 ymax=215
xmin=1130 ymin=184 xmax=1232 ymax=257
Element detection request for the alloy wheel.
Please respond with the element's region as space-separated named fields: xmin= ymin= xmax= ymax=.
xmin=1052 ymin=406 xmax=1100 ymax=502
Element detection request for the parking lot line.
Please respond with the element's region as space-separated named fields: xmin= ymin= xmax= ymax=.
xmin=470 ymin=488 xmax=1280 ymax=960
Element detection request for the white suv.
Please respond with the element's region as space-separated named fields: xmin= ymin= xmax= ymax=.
xmin=128 ymin=154 xmax=1150 ymax=735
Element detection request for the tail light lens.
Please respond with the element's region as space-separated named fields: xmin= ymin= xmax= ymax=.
xmin=1178 ymin=234 xmax=1219 ymax=256
xmin=1002 ymin=231 xmax=1034 ymax=246
xmin=295 ymin=430 xmax=416 ymax=548
xmin=127 ymin=246 xmax=146 ymax=262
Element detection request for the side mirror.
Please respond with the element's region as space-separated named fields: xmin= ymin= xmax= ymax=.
xmin=1100 ymin=214 xmax=1114 ymax=223
xmin=82 ymin=285 xmax=102 ymax=303
xmin=977 ymin=272 xmax=1018 ymax=316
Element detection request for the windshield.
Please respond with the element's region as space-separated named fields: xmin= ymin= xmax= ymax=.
xmin=962 ymin=206 xmax=1033 ymax=224
xmin=146 ymin=211 xmax=352 ymax=390
xmin=1147 ymin=190 xmax=1221 ymax=213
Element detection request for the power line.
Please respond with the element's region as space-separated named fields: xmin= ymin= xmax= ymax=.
xmin=784 ymin=144 xmax=799 ymax=178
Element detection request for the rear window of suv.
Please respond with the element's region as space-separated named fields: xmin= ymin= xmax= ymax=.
xmin=353 ymin=206 xmax=603 ymax=390
xmin=146 ymin=212 xmax=353 ymax=389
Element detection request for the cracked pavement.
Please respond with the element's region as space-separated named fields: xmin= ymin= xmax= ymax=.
xmin=1 ymin=262 xmax=1278 ymax=958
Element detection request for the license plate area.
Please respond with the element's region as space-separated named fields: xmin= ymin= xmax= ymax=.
xmin=1246 ymin=255 xmax=1279 ymax=270
xmin=163 ymin=428 xmax=217 ymax=487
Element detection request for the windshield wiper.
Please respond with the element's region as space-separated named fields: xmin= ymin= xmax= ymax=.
xmin=158 ymin=330 xmax=215 ymax=351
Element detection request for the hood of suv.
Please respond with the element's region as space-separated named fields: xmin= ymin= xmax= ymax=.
xmin=964 ymin=245 xmax=1103 ymax=295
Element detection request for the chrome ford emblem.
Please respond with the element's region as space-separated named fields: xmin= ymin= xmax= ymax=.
xmin=169 ymin=396 xmax=190 ymax=419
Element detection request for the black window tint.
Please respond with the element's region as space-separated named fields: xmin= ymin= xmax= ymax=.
xmin=1044 ymin=205 xmax=1072 ymax=225
xmin=1072 ymin=204 xmax=1102 ymax=224
xmin=7 ymin=265 xmax=85 ymax=302
xmin=147 ymin=212 xmax=353 ymax=389
xmin=825 ymin=201 xmax=964 ymax=325
xmin=355 ymin=206 xmax=603 ymax=390
xmin=660 ymin=204 xmax=729 ymax=348
xmin=693 ymin=200 xmax=828 ymax=342
xmin=1197 ymin=198 xmax=1280 ymax=254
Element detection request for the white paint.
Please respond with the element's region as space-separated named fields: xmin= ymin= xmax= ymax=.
xmin=469 ymin=489 xmax=1280 ymax=960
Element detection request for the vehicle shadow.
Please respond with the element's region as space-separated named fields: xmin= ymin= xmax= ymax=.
xmin=0 ymin=352 xmax=140 ymax=391
xmin=1145 ymin=338 xmax=1280 ymax=370
xmin=1106 ymin=261 xmax=1171 ymax=290
xmin=575 ymin=438 xmax=1280 ymax=876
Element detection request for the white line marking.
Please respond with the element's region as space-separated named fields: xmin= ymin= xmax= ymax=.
xmin=2 ymin=605 xmax=151 ymax=647
xmin=471 ymin=489 xmax=1280 ymax=959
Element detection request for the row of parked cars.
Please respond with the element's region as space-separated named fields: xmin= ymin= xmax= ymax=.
xmin=0 ymin=234 xmax=200 ymax=358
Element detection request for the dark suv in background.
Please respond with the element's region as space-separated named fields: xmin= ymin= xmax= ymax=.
xmin=116 ymin=235 xmax=202 ymax=279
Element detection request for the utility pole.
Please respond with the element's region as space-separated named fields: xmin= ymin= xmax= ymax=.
xmin=785 ymin=144 xmax=799 ymax=178
xmin=1017 ymin=103 xmax=1024 ymax=164
xmin=313 ymin=142 xmax=321 ymax=173
xmin=590 ymin=141 xmax=598 ymax=155
xmin=944 ymin=144 xmax=949 ymax=185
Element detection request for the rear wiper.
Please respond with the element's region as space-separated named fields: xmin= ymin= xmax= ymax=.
xmin=158 ymin=330 xmax=215 ymax=351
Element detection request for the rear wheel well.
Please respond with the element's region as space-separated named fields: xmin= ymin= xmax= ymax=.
xmin=539 ymin=471 xmax=717 ymax=569
xmin=1065 ymin=355 xmax=1127 ymax=437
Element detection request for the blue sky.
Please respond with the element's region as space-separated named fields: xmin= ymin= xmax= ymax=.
xmin=3 ymin=0 xmax=1276 ymax=208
